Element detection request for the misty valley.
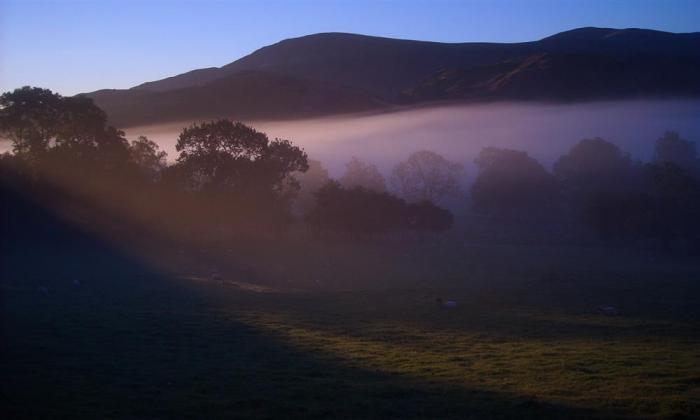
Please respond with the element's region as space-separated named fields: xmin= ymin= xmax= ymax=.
xmin=2 ymin=21 xmax=700 ymax=420
xmin=124 ymin=99 xmax=700 ymax=177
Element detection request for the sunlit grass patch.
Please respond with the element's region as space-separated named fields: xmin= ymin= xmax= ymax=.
xmin=3 ymin=246 xmax=700 ymax=418
xmin=233 ymin=299 xmax=700 ymax=418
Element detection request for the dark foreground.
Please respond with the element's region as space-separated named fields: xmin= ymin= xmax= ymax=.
xmin=2 ymin=228 xmax=700 ymax=419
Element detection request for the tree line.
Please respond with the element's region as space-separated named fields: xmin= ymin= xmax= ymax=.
xmin=2 ymin=86 xmax=699 ymax=249
xmin=0 ymin=87 xmax=456 ymax=242
xmin=469 ymin=134 xmax=700 ymax=249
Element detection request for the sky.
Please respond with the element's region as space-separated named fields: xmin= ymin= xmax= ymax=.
xmin=1 ymin=0 xmax=699 ymax=96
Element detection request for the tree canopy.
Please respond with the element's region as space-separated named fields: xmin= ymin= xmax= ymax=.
xmin=0 ymin=86 xmax=131 ymax=173
xmin=293 ymin=159 xmax=331 ymax=215
xmin=129 ymin=136 xmax=168 ymax=181
xmin=339 ymin=157 xmax=386 ymax=192
xmin=390 ymin=150 xmax=464 ymax=204
xmin=652 ymin=131 xmax=700 ymax=178
xmin=306 ymin=181 xmax=452 ymax=235
xmin=171 ymin=119 xmax=308 ymax=200
xmin=554 ymin=137 xmax=638 ymax=197
xmin=471 ymin=147 xmax=557 ymax=214
xmin=0 ymin=86 xmax=63 ymax=156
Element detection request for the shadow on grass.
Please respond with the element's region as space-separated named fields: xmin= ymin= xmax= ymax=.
xmin=0 ymin=188 xmax=597 ymax=418
xmin=1 ymin=283 xmax=597 ymax=419
xmin=232 ymin=281 xmax=700 ymax=344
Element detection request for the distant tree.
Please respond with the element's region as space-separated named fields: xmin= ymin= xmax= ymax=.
xmin=129 ymin=136 xmax=167 ymax=181
xmin=470 ymin=147 xmax=557 ymax=214
xmin=292 ymin=159 xmax=331 ymax=215
xmin=585 ymin=162 xmax=700 ymax=249
xmin=264 ymin=138 xmax=310 ymax=201
xmin=652 ymin=131 xmax=700 ymax=178
xmin=390 ymin=150 xmax=464 ymax=204
xmin=585 ymin=191 xmax=649 ymax=240
xmin=405 ymin=200 xmax=454 ymax=231
xmin=0 ymin=86 xmax=62 ymax=156
xmin=648 ymin=161 xmax=700 ymax=197
xmin=306 ymin=181 xmax=453 ymax=235
xmin=339 ymin=157 xmax=386 ymax=192
xmin=173 ymin=119 xmax=308 ymax=199
xmin=646 ymin=163 xmax=700 ymax=250
xmin=0 ymin=86 xmax=131 ymax=174
xmin=554 ymin=137 xmax=639 ymax=198
xmin=307 ymin=181 xmax=400 ymax=234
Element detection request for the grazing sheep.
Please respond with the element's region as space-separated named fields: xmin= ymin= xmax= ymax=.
xmin=436 ymin=297 xmax=458 ymax=308
xmin=210 ymin=270 xmax=223 ymax=284
xmin=598 ymin=305 xmax=619 ymax=316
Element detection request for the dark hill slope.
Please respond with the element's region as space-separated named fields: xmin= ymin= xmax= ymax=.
xmin=402 ymin=52 xmax=700 ymax=102
xmin=85 ymin=28 xmax=700 ymax=126
xmin=90 ymin=71 xmax=384 ymax=127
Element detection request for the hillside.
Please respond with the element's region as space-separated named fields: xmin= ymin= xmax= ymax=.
xmin=84 ymin=27 xmax=700 ymax=127
xmin=88 ymin=71 xmax=384 ymax=127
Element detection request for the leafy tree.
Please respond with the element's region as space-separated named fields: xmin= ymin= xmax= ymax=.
xmin=0 ymin=87 xmax=131 ymax=174
xmin=0 ymin=86 xmax=62 ymax=156
xmin=554 ymin=137 xmax=638 ymax=198
xmin=471 ymin=147 xmax=557 ymax=214
xmin=405 ymin=200 xmax=453 ymax=231
xmin=307 ymin=181 xmax=401 ymax=234
xmin=293 ymin=159 xmax=331 ymax=215
xmin=129 ymin=136 xmax=167 ymax=181
xmin=263 ymin=138 xmax=309 ymax=200
xmin=390 ymin=150 xmax=464 ymax=204
xmin=306 ymin=181 xmax=452 ymax=235
xmin=172 ymin=119 xmax=308 ymax=199
xmin=585 ymin=162 xmax=700 ymax=249
xmin=652 ymin=131 xmax=700 ymax=178
xmin=55 ymin=96 xmax=111 ymax=143
xmin=339 ymin=157 xmax=386 ymax=192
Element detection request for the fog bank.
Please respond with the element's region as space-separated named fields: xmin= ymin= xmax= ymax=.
xmin=124 ymin=100 xmax=699 ymax=177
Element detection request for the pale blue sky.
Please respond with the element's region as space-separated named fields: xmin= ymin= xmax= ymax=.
xmin=1 ymin=0 xmax=699 ymax=95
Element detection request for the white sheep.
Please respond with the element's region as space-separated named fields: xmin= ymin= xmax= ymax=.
xmin=210 ymin=270 xmax=223 ymax=284
xmin=598 ymin=305 xmax=619 ymax=316
xmin=436 ymin=297 xmax=458 ymax=308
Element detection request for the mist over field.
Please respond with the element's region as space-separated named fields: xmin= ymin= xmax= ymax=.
xmin=4 ymin=3 xmax=700 ymax=415
xmin=123 ymin=100 xmax=700 ymax=178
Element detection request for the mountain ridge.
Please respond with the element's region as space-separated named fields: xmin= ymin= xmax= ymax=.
xmin=84 ymin=27 xmax=700 ymax=127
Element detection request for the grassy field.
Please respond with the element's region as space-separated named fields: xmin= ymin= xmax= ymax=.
xmin=2 ymin=230 xmax=700 ymax=419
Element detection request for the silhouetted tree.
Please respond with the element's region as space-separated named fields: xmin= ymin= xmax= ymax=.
xmin=292 ymin=159 xmax=331 ymax=215
xmin=554 ymin=137 xmax=639 ymax=199
xmin=471 ymin=147 xmax=557 ymax=215
xmin=339 ymin=157 xmax=386 ymax=192
xmin=585 ymin=162 xmax=700 ymax=250
xmin=652 ymin=131 xmax=700 ymax=179
xmin=129 ymin=136 xmax=167 ymax=182
xmin=172 ymin=119 xmax=307 ymax=197
xmin=390 ymin=150 xmax=464 ymax=204
xmin=0 ymin=86 xmax=62 ymax=157
xmin=166 ymin=120 xmax=308 ymax=231
xmin=405 ymin=200 xmax=453 ymax=231
xmin=641 ymin=162 xmax=700 ymax=247
xmin=306 ymin=181 xmax=452 ymax=235
xmin=0 ymin=87 xmax=132 ymax=176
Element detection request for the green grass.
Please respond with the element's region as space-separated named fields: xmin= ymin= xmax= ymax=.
xmin=2 ymin=237 xmax=700 ymax=418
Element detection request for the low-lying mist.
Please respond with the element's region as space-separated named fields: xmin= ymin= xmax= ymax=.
xmin=123 ymin=100 xmax=700 ymax=179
